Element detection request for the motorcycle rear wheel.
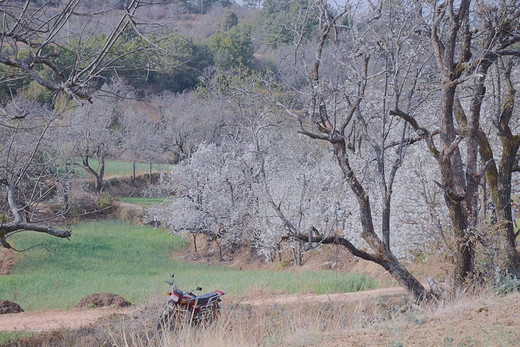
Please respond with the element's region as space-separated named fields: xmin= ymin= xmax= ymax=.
xmin=193 ymin=301 xmax=221 ymax=326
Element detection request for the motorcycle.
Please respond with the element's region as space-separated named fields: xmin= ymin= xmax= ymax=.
xmin=157 ymin=273 xmax=225 ymax=331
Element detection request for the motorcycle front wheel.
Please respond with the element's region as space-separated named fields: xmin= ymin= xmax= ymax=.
xmin=156 ymin=311 xmax=176 ymax=332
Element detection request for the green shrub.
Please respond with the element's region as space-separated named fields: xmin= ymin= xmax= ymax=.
xmin=95 ymin=193 xmax=116 ymax=211
xmin=494 ymin=270 xmax=520 ymax=296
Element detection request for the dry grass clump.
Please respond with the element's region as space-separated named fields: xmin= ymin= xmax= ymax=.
xmin=110 ymin=299 xmax=395 ymax=347
xmin=4 ymin=289 xmax=520 ymax=346
xmin=2 ymin=297 xmax=395 ymax=347
xmin=329 ymin=289 xmax=520 ymax=346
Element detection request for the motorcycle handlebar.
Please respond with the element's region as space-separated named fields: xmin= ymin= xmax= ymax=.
xmin=164 ymin=275 xmax=202 ymax=292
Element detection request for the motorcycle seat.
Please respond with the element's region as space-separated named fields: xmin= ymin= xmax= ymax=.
xmin=190 ymin=291 xmax=219 ymax=306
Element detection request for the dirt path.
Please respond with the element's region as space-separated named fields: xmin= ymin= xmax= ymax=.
xmin=0 ymin=287 xmax=406 ymax=332
xmin=117 ymin=201 xmax=145 ymax=212
xmin=0 ymin=307 xmax=135 ymax=332
xmin=242 ymin=286 xmax=405 ymax=306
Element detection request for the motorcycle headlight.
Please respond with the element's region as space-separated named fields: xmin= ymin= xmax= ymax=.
xmin=170 ymin=292 xmax=181 ymax=303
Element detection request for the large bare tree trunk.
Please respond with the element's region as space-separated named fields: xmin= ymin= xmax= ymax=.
xmin=333 ymin=142 xmax=434 ymax=302
xmin=95 ymin=155 xmax=105 ymax=194
xmin=497 ymin=161 xmax=520 ymax=276
xmin=286 ymin=1 xmax=434 ymax=302
xmin=417 ymin=0 xmax=520 ymax=284
xmin=428 ymin=0 xmax=487 ymax=286
xmin=454 ymin=60 xmax=520 ymax=279
xmin=491 ymin=63 xmax=520 ymax=276
xmin=298 ymin=232 xmax=433 ymax=302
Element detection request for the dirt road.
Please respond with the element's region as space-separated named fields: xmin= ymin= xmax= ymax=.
xmin=0 ymin=307 xmax=135 ymax=332
xmin=241 ymin=286 xmax=405 ymax=306
xmin=0 ymin=287 xmax=405 ymax=332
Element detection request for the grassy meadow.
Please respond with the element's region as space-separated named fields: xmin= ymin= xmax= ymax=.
xmin=74 ymin=159 xmax=171 ymax=177
xmin=0 ymin=331 xmax=34 ymax=345
xmin=117 ymin=197 xmax=166 ymax=206
xmin=0 ymin=220 xmax=375 ymax=311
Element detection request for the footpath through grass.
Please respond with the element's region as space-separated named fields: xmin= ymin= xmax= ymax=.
xmin=0 ymin=220 xmax=375 ymax=311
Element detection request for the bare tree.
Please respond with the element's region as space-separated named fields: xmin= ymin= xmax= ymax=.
xmin=0 ymin=0 xmax=145 ymax=102
xmin=120 ymin=102 xmax=161 ymax=181
xmin=147 ymin=80 xmax=352 ymax=265
xmin=468 ymin=58 xmax=520 ymax=276
xmin=273 ymin=0 xmax=436 ymax=301
xmin=154 ymin=92 xmax=229 ymax=161
xmin=0 ymin=0 xmax=170 ymax=248
xmin=391 ymin=0 xmax=520 ymax=284
xmin=0 ymin=97 xmax=71 ymax=249
xmin=65 ymin=84 xmax=124 ymax=194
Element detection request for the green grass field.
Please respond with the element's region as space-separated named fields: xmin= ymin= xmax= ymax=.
xmin=0 ymin=332 xmax=34 ymax=345
xmin=0 ymin=220 xmax=375 ymax=311
xmin=117 ymin=197 xmax=166 ymax=206
xmin=74 ymin=159 xmax=171 ymax=177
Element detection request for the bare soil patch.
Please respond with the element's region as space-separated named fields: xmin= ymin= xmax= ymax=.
xmin=75 ymin=293 xmax=132 ymax=309
xmin=117 ymin=201 xmax=144 ymax=215
xmin=242 ymin=286 xmax=406 ymax=306
xmin=0 ymin=307 xmax=135 ymax=332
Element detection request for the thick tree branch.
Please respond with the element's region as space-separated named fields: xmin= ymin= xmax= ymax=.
xmin=0 ymin=0 xmax=142 ymax=101
xmin=293 ymin=233 xmax=379 ymax=263
xmin=497 ymin=50 xmax=520 ymax=57
xmin=384 ymin=130 xmax=441 ymax=150
xmin=2 ymin=222 xmax=71 ymax=238
xmin=390 ymin=108 xmax=440 ymax=158
xmin=297 ymin=128 xmax=344 ymax=143
xmin=442 ymin=135 xmax=464 ymax=161
xmin=474 ymin=159 xmax=495 ymax=182
xmin=340 ymin=56 xmax=369 ymax=134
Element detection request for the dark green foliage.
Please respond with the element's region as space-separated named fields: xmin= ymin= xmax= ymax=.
xmin=220 ymin=11 xmax=239 ymax=31
xmin=181 ymin=0 xmax=231 ymax=14
xmin=0 ymin=65 xmax=28 ymax=101
xmin=51 ymin=33 xmax=212 ymax=94
xmin=243 ymin=0 xmax=262 ymax=8
xmin=146 ymin=36 xmax=213 ymax=93
xmin=207 ymin=24 xmax=255 ymax=70
xmin=120 ymin=26 xmax=139 ymax=43
xmin=261 ymin=0 xmax=320 ymax=46
xmin=0 ymin=47 xmax=53 ymax=103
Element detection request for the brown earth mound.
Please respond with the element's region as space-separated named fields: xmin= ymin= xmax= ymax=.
xmin=0 ymin=300 xmax=24 ymax=314
xmin=75 ymin=293 xmax=131 ymax=308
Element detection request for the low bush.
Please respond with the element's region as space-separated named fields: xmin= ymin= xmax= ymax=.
xmin=494 ymin=271 xmax=520 ymax=296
